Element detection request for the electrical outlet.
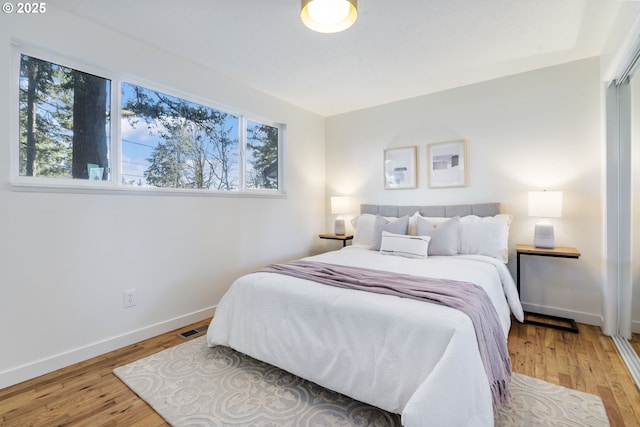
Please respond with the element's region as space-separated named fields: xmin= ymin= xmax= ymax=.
xmin=123 ymin=289 xmax=136 ymax=308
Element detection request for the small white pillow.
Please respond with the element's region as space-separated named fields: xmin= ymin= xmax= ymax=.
xmin=379 ymin=231 xmax=431 ymax=259
xmin=458 ymin=214 xmax=512 ymax=263
xmin=416 ymin=216 xmax=460 ymax=256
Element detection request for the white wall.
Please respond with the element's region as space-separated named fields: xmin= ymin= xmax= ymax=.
xmin=0 ymin=6 xmax=326 ymax=388
xmin=326 ymin=58 xmax=604 ymax=326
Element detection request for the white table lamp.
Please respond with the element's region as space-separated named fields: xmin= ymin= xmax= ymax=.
xmin=528 ymin=190 xmax=563 ymax=248
xmin=330 ymin=196 xmax=349 ymax=235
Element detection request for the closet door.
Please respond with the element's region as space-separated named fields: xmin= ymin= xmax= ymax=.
xmin=632 ymin=74 xmax=640 ymax=333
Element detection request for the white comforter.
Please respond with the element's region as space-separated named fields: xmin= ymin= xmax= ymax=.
xmin=207 ymin=247 xmax=524 ymax=426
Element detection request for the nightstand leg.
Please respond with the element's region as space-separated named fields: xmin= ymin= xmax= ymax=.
xmin=516 ymin=251 xmax=521 ymax=294
xmin=523 ymin=312 xmax=579 ymax=333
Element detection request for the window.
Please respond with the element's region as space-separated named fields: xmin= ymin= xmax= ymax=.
xmin=14 ymin=50 xmax=284 ymax=195
xmin=121 ymin=83 xmax=240 ymax=190
xmin=246 ymin=120 xmax=279 ymax=190
xmin=19 ymin=54 xmax=111 ymax=181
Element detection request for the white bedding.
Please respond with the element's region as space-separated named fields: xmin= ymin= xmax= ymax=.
xmin=207 ymin=247 xmax=524 ymax=426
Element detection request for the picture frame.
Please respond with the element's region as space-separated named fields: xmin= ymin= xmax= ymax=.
xmin=384 ymin=146 xmax=417 ymax=189
xmin=428 ymin=140 xmax=467 ymax=188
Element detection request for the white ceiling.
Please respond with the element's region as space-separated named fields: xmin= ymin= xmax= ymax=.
xmin=49 ymin=0 xmax=629 ymax=117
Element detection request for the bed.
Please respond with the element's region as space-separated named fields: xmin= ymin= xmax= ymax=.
xmin=207 ymin=203 xmax=524 ymax=426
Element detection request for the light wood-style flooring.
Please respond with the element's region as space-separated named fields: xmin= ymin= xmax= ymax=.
xmin=1 ymin=318 xmax=639 ymax=426
xmin=508 ymin=321 xmax=640 ymax=426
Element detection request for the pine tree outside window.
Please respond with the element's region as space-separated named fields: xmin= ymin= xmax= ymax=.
xmin=19 ymin=54 xmax=111 ymax=181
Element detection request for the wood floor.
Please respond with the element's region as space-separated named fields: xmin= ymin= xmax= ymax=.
xmin=1 ymin=318 xmax=639 ymax=426
xmin=508 ymin=321 xmax=640 ymax=427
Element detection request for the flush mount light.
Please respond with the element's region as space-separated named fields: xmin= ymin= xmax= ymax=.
xmin=301 ymin=0 xmax=358 ymax=33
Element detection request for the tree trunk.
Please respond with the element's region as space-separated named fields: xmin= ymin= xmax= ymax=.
xmin=72 ymin=71 xmax=108 ymax=179
xmin=25 ymin=60 xmax=39 ymax=176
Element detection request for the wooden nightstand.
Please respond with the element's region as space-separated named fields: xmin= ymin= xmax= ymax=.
xmin=319 ymin=233 xmax=353 ymax=247
xmin=516 ymin=244 xmax=581 ymax=333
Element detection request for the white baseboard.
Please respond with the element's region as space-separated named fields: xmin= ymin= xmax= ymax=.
xmin=0 ymin=306 xmax=216 ymax=390
xmin=521 ymin=303 xmax=603 ymax=328
xmin=632 ymin=320 xmax=640 ymax=334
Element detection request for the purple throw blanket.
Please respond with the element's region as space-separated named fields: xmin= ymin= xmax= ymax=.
xmin=260 ymin=260 xmax=512 ymax=410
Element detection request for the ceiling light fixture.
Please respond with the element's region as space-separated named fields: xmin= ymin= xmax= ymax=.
xmin=301 ymin=0 xmax=358 ymax=33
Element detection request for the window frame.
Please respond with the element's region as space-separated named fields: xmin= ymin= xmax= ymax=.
xmin=10 ymin=42 xmax=286 ymax=198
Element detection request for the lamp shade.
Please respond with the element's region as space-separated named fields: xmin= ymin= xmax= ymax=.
xmin=301 ymin=0 xmax=358 ymax=33
xmin=528 ymin=191 xmax=563 ymax=218
xmin=331 ymin=196 xmax=349 ymax=214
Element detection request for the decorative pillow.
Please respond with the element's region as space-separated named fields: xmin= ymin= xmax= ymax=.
xmin=458 ymin=214 xmax=512 ymax=263
xmin=379 ymin=231 xmax=431 ymax=259
xmin=421 ymin=216 xmax=449 ymax=225
xmin=371 ymin=215 xmax=409 ymax=251
xmin=416 ymin=216 xmax=460 ymax=256
xmin=351 ymin=214 xmax=377 ymax=248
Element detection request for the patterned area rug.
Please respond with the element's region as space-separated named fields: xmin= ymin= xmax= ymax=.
xmin=114 ymin=336 xmax=609 ymax=426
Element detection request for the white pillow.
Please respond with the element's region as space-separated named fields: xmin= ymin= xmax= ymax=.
xmin=458 ymin=214 xmax=512 ymax=263
xmin=379 ymin=231 xmax=431 ymax=259
xmin=416 ymin=216 xmax=460 ymax=256
xmin=351 ymin=214 xmax=377 ymax=248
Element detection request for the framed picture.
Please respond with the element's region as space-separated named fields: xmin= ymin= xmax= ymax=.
xmin=428 ymin=140 xmax=467 ymax=188
xmin=384 ymin=146 xmax=417 ymax=189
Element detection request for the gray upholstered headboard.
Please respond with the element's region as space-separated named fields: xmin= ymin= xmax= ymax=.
xmin=360 ymin=203 xmax=501 ymax=218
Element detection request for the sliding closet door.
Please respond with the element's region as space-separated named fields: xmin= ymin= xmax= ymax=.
xmin=632 ymin=74 xmax=640 ymax=333
xmin=607 ymin=65 xmax=640 ymax=337
xmin=605 ymin=80 xmax=632 ymax=338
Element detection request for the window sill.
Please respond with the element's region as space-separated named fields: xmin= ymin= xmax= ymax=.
xmin=10 ymin=179 xmax=287 ymax=199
